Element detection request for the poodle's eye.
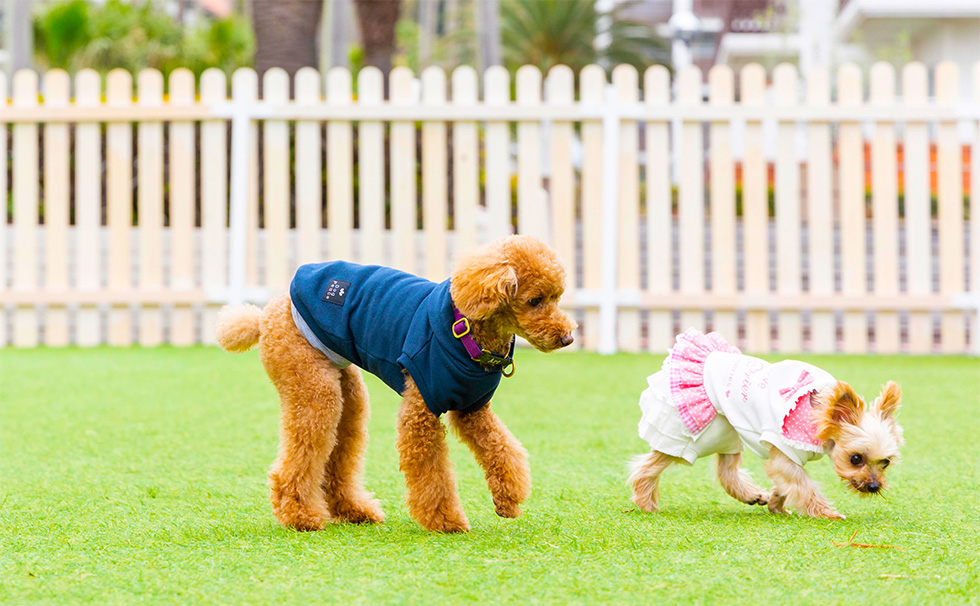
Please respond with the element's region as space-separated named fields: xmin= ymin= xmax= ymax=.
xmin=528 ymin=297 xmax=543 ymax=307
xmin=881 ymin=459 xmax=890 ymax=469
xmin=850 ymin=454 xmax=863 ymax=466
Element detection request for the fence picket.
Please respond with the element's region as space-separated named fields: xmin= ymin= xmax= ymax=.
xmin=645 ymin=66 xmax=673 ymax=352
xmin=12 ymin=70 xmax=38 ymax=347
xmin=263 ymin=68 xmax=290 ymax=290
xmin=168 ymin=68 xmax=196 ymax=345
xmin=484 ymin=66 xmax=511 ymax=241
xmin=708 ymin=65 xmax=736 ymax=342
xmin=422 ymin=67 xmax=448 ymax=279
xmin=870 ymin=62 xmax=900 ymax=353
xmin=200 ymin=68 xmax=228 ymax=344
xmin=327 ymin=67 xmax=353 ymax=262
xmin=838 ymin=64 xmax=868 ymax=353
xmin=42 ymin=70 xmax=70 ymax=346
xmin=580 ymin=65 xmax=605 ymax=349
xmin=452 ymin=66 xmax=479 ymax=256
xmin=75 ymin=69 xmax=102 ymax=346
xmin=612 ymin=65 xmax=641 ymax=351
xmin=741 ymin=64 xmax=768 ymax=352
xmin=806 ymin=66 xmax=835 ymax=353
xmin=678 ymin=67 xmax=705 ymax=335
xmin=296 ymin=67 xmax=323 ymax=266
xmin=973 ymin=62 xmax=980 ymax=353
xmin=390 ymin=67 xmax=416 ymax=272
xmin=516 ymin=66 xmax=546 ymax=243
xmin=230 ymin=68 xmax=260 ymax=288
xmin=936 ymin=62 xmax=964 ymax=353
xmin=137 ymin=69 xmax=164 ymax=346
xmin=357 ymin=67 xmax=384 ymax=265
xmin=546 ymin=65 xmax=578 ymax=346
xmin=106 ymin=69 xmax=133 ymax=345
xmin=774 ymin=64 xmax=802 ymax=352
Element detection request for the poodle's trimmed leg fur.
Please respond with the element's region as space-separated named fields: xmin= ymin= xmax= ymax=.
xmin=396 ymin=379 xmax=470 ymax=533
xmin=260 ymin=294 xmax=343 ymax=531
xmin=716 ymin=453 xmax=770 ymax=506
xmin=320 ymin=366 xmax=385 ymax=524
xmin=447 ymin=404 xmax=530 ymax=519
xmin=764 ymin=447 xmax=844 ymax=519
xmin=628 ymin=451 xmax=680 ymax=512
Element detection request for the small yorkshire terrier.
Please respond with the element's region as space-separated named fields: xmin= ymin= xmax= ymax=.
xmin=628 ymin=329 xmax=904 ymax=519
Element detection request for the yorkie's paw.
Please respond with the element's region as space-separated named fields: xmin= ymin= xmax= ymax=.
xmin=748 ymin=491 xmax=771 ymax=506
xmin=767 ymin=493 xmax=789 ymax=515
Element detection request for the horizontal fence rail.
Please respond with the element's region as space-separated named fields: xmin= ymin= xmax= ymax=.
xmin=0 ymin=62 xmax=977 ymax=354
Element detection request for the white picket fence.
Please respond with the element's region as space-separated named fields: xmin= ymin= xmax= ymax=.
xmin=0 ymin=62 xmax=977 ymax=354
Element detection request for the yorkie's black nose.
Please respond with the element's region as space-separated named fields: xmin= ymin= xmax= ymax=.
xmin=867 ymin=482 xmax=880 ymax=493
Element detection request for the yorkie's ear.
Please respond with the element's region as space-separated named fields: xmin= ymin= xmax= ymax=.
xmin=450 ymin=257 xmax=518 ymax=320
xmin=816 ymin=381 xmax=865 ymax=441
xmin=872 ymin=381 xmax=901 ymax=420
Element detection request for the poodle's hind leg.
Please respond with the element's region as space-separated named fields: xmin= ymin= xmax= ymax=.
xmin=320 ymin=366 xmax=385 ymax=524
xmin=260 ymin=294 xmax=344 ymax=531
xmin=628 ymin=451 xmax=679 ymax=512
xmin=716 ymin=452 xmax=770 ymax=506
xmin=396 ymin=379 xmax=470 ymax=533
xmin=447 ymin=403 xmax=530 ymax=519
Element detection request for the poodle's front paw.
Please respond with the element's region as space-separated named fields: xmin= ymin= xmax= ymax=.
xmin=420 ymin=512 xmax=471 ymax=533
xmin=493 ymin=498 xmax=522 ymax=519
xmin=331 ymin=498 xmax=386 ymax=525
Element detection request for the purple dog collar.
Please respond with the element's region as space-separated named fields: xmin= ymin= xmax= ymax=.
xmin=452 ymin=305 xmax=516 ymax=377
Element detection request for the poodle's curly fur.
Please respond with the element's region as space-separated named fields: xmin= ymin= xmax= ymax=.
xmin=216 ymin=235 xmax=576 ymax=532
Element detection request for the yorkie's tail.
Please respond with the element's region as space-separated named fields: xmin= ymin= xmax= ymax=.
xmin=215 ymin=304 xmax=262 ymax=352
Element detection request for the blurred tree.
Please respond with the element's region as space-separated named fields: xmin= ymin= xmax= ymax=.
xmin=500 ymin=0 xmax=667 ymax=74
xmin=33 ymin=0 xmax=254 ymax=77
xmin=354 ymin=0 xmax=401 ymax=78
xmin=251 ymin=0 xmax=322 ymax=79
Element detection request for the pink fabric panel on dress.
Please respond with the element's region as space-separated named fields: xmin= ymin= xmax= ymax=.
xmin=668 ymin=328 xmax=741 ymax=436
xmin=781 ymin=392 xmax=822 ymax=447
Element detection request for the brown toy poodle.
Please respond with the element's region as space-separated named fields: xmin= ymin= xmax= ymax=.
xmin=215 ymin=235 xmax=576 ymax=533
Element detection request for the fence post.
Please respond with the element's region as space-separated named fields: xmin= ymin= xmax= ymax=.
xmin=598 ymin=84 xmax=620 ymax=355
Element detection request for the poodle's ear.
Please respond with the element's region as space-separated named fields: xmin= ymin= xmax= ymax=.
xmin=872 ymin=381 xmax=901 ymax=420
xmin=450 ymin=257 xmax=518 ymax=320
xmin=816 ymin=381 xmax=865 ymax=440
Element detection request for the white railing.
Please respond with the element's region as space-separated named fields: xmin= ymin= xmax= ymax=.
xmin=0 ymin=62 xmax=977 ymax=354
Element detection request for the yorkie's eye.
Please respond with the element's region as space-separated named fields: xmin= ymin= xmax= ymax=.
xmin=528 ymin=297 xmax=543 ymax=307
xmin=882 ymin=459 xmax=890 ymax=469
xmin=850 ymin=454 xmax=863 ymax=466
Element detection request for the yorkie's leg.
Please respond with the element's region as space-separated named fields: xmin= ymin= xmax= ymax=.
xmin=320 ymin=366 xmax=385 ymax=524
xmin=396 ymin=378 xmax=470 ymax=533
xmin=628 ymin=451 xmax=679 ymax=512
xmin=716 ymin=453 xmax=770 ymax=506
xmin=447 ymin=403 xmax=530 ymax=519
xmin=764 ymin=447 xmax=845 ymax=520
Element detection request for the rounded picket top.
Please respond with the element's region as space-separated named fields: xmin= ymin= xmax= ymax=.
xmin=12 ymin=69 xmax=38 ymax=106
xmin=200 ymin=68 xmax=228 ymax=101
xmin=708 ymin=64 xmax=734 ymax=104
xmin=262 ymin=66 xmax=290 ymax=102
xmin=357 ymin=66 xmax=384 ymax=103
xmin=484 ymin=65 xmax=510 ymax=102
xmin=106 ymin=68 xmax=133 ymax=104
xmin=137 ymin=69 xmax=164 ymax=105
xmin=516 ymin=64 xmax=542 ymax=103
xmin=389 ymin=66 xmax=414 ymax=102
xmin=805 ymin=64 xmax=830 ymax=104
xmin=677 ymin=65 xmax=702 ymax=102
xmin=644 ymin=64 xmax=670 ymax=103
xmin=740 ymin=63 xmax=766 ymax=102
xmin=326 ymin=66 xmax=352 ymax=103
xmin=169 ymin=67 xmax=196 ymax=103
xmin=580 ymin=64 xmax=607 ymax=102
xmin=546 ymin=65 xmax=574 ymax=103
xmin=451 ymin=65 xmax=478 ymax=103
xmin=75 ymin=69 xmax=102 ymax=105
xmin=293 ymin=67 xmax=320 ymax=103
xmin=42 ymin=69 xmax=71 ymax=105
xmin=901 ymin=62 xmax=927 ymax=101
xmin=611 ymin=63 xmax=638 ymax=87
xmin=232 ymin=67 xmax=259 ymax=100
xmin=869 ymin=61 xmax=895 ymax=102
xmin=772 ymin=63 xmax=798 ymax=104
xmin=837 ymin=62 xmax=863 ymax=104
xmin=935 ymin=60 xmax=959 ymax=101
xmin=421 ymin=65 xmax=447 ymax=102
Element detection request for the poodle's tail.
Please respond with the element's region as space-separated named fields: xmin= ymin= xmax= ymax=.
xmin=215 ymin=304 xmax=262 ymax=352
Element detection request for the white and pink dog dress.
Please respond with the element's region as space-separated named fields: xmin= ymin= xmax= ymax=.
xmin=638 ymin=329 xmax=837 ymax=466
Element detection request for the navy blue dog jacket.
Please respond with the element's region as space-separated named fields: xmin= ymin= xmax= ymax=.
xmin=289 ymin=261 xmax=510 ymax=416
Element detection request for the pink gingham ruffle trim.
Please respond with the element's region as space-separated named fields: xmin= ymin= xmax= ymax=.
xmin=667 ymin=328 xmax=741 ymax=436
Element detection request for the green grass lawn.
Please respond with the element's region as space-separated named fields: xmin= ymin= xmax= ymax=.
xmin=1 ymin=347 xmax=978 ymax=605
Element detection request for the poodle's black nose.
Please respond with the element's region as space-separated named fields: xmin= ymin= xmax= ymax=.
xmin=560 ymin=334 xmax=574 ymax=347
xmin=867 ymin=482 xmax=880 ymax=493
